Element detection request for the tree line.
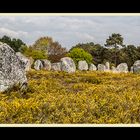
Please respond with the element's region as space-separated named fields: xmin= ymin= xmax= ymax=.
xmin=1 ymin=33 xmax=140 ymax=69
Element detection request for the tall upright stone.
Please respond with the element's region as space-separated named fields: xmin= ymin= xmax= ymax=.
xmin=130 ymin=66 xmax=134 ymax=73
xmin=0 ymin=42 xmax=27 ymax=92
xmin=78 ymin=60 xmax=88 ymax=71
xmin=105 ymin=62 xmax=110 ymax=71
xmin=60 ymin=57 xmax=76 ymax=73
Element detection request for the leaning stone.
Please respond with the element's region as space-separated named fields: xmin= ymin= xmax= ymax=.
xmin=0 ymin=42 xmax=27 ymax=92
xmin=34 ymin=60 xmax=43 ymax=70
xmin=16 ymin=52 xmax=33 ymax=71
xmin=51 ymin=62 xmax=61 ymax=71
xmin=78 ymin=60 xmax=88 ymax=71
xmin=60 ymin=57 xmax=76 ymax=73
xmin=89 ymin=63 xmax=97 ymax=71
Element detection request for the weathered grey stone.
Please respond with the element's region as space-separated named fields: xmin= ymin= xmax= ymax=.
xmin=41 ymin=59 xmax=51 ymax=70
xmin=60 ymin=57 xmax=76 ymax=73
xmin=89 ymin=63 xmax=97 ymax=71
xmin=78 ymin=60 xmax=88 ymax=71
xmin=133 ymin=60 xmax=140 ymax=73
xmin=116 ymin=63 xmax=128 ymax=73
xmin=105 ymin=62 xmax=110 ymax=71
xmin=130 ymin=66 xmax=134 ymax=73
xmin=97 ymin=64 xmax=106 ymax=71
xmin=0 ymin=42 xmax=27 ymax=92
xmin=16 ymin=52 xmax=33 ymax=71
xmin=34 ymin=60 xmax=43 ymax=70
xmin=51 ymin=62 xmax=61 ymax=71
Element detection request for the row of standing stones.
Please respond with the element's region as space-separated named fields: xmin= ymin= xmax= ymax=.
xmin=31 ymin=56 xmax=139 ymax=74
xmin=0 ymin=42 xmax=140 ymax=92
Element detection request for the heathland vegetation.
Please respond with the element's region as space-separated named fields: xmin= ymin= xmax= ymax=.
xmin=1 ymin=70 xmax=140 ymax=123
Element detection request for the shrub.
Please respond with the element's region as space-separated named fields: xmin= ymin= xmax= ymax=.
xmin=21 ymin=46 xmax=47 ymax=60
xmin=67 ymin=48 xmax=93 ymax=67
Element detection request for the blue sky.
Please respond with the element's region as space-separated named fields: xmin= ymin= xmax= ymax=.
xmin=0 ymin=15 xmax=140 ymax=49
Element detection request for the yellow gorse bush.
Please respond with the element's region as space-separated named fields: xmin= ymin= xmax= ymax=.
xmin=0 ymin=70 xmax=140 ymax=124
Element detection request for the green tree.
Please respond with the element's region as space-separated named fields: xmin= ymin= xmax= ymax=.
xmin=105 ymin=33 xmax=124 ymax=66
xmin=67 ymin=48 xmax=93 ymax=67
xmin=119 ymin=45 xmax=140 ymax=69
xmin=0 ymin=35 xmax=26 ymax=52
xmin=70 ymin=42 xmax=95 ymax=54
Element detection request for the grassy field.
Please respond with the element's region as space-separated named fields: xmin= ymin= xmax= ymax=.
xmin=0 ymin=70 xmax=140 ymax=124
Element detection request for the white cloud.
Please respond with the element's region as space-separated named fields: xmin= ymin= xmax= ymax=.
xmin=0 ymin=28 xmax=18 ymax=37
xmin=0 ymin=16 xmax=140 ymax=49
xmin=0 ymin=27 xmax=28 ymax=40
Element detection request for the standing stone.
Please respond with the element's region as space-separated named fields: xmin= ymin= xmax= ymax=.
xmin=60 ymin=57 xmax=76 ymax=73
xmin=0 ymin=42 xmax=27 ymax=92
xmin=116 ymin=63 xmax=128 ymax=73
xmin=130 ymin=66 xmax=134 ymax=73
xmin=133 ymin=60 xmax=140 ymax=73
xmin=105 ymin=62 xmax=110 ymax=71
xmin=16 ymin=52 xmax=33 ymax=71
xmin=97 ymin=64 xmax=106 ymax=71
xmin=51 ymin=62 xmax=61 ymax=71
xmin=78 ymin=60 xmax=88 ymax=71
xmin=34 ymin=60 xmax=43 ymax=70
xmin=89 ymin=63 xmax=97 ymax=71
xmin=41 ymin=59 xmax=51 ymax=71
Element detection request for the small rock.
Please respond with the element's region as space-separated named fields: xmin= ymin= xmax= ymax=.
xmin=97 ymin=64 xmax=106 ymax=71
xmin=89 ymin=63 xmax=97 ymax=71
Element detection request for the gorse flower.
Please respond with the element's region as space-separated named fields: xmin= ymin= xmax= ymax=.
xmin=0 ymin=70 xmax=140 ymax=124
